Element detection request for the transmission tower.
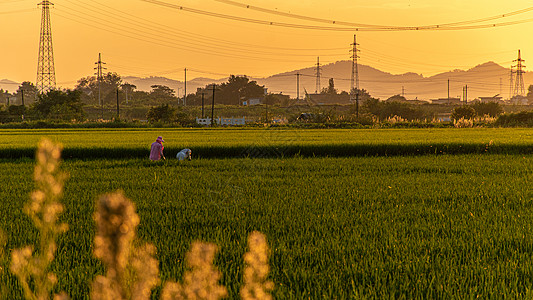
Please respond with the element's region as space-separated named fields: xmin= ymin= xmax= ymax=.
xmin=512 ymin=50 xmax=526 ymax=97
xmin=36 ymin=0 xmax=56 ymax=94
xmin=508 ymin=66 xmax=514 ymax=100
xmin=94 ymin=53 xmax=106 ymax=109
xmin=315 ymin=57 xmax=321 ymax=93
xmin=350 ymin=35 xmax=360 ymax=117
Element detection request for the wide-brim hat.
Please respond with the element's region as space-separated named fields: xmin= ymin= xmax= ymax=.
xmin=156 ymin=136 xmax=165 ymax=142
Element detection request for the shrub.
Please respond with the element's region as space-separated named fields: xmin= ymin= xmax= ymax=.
xmin=454 ymin=117 xmax=474 ymax=128
xmin=494 ymin=111 xmax=533 ymax=127
xmin=365 ymin=100 xmax=426 ymax=121
xmin=471 ymin=102 xmax=503 ymax=118
xmin=146 ymin=104 xmax=176 ymax=123
xmin=33 ymin=89 xmax=85 ymax=121
xmin=451 ymin=105 xmax=476 ymax=121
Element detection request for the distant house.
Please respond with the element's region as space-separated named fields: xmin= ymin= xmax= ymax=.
xmin=385 ymin=95 xmax=428 ymax=104
xmin=508 ymin=95 xmax=529 ymax=105
xmin=435 ymin=113 xmax=452 ymax=122
xmin=430 ymin=97 xmax=462 ymax=105
xmin=242 ymin=98 xmax=262 ymax=106
xmin=478 ymin=95 xmax=503 ymax=104
xmin=405 ymin=99 xmax=430 ymax=105
xmin=307 ymin=93 xmax=350 ymax=105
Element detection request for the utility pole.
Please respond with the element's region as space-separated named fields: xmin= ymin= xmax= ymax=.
xmin=447 ymin=79 xmax=450 ymax=105
xmin=201 ymin=92 xmax=205 ymax=118
xmin=402 ymin=86 xmax=405 ymax=97
xmin=296 ymin=72 xmax=300 ymax=103
xmin=21 ymin=90 xmax=25 ymax=120
xmin=265 ymin=99 xmax=268 ymax=124
xmin=94 ymin=53 xmax=106 ymax=119
xmin=509 ymin=66 xmax=514 ymax=100
xmin=116 ymin=88 xmax=119 ymax=120
xmin=184 ymin=68 xmax=187 ymax=106
xmin=124 ymin=85 xmax=129 ymax=104
xmin=463 ymin=85 xmax=468 ymax=104
xmin=36 ymin=0 xmax=56 ymax=94
xmin=350 ymin=35 xmax=360 ymax=118
xmin=211 ymin=85 xmax=216 ymax=127
xmin=315 ymin=57 xmax=321 ymax=94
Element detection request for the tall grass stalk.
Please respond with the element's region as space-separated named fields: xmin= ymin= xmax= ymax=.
xmin=91 ymin=191 xmax=160 ymax=300
xmin=161 ymin=242 xmax=227 ymax=300
xmin=0 ymin=230 xmax=6 ymax=297
xmin=240 ymin=231 xmax=274 ymax=300
xmin=10 ymin=139 xmax=68 ymax=300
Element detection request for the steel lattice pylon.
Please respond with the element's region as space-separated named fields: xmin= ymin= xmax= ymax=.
xmin=512 ymin=50 xmax=526 ymax=97
xmin=36 ymin=0 xmax=56 ymax=94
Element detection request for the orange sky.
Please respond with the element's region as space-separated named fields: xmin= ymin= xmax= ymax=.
xmin=1 ymin=0 xmax=532 ymax=88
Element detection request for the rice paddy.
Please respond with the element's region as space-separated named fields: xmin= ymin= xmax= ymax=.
xmin=1 ymin=128 xmax=533 ymax=298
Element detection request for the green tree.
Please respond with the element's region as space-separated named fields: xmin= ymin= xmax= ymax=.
xmin=0 ymin=90 xmax=13 ymax=105
xmin=0 ymin=107 xmax=9 ymax=123
xmin=321 ymin=78 xmax=337 ymax=95
xmin=75 ymin=72 xmax=122 ymax=105
xmin=386 ymin=94 xmax=407 ymax=102
xmin=146 ymin=104 xmax=176 ymax=123
xmin=364 ymin=99 xmax=425 ymax=121
xmin=451 ymin=105 xmax=476 ymax=121
xmin=263 ymin=94 xmax=280 ymax=105
xmin=217 ymin=75 xmax=265 ymax=105
xmin=32 ymin=89 xmax=84 ymax=121
xmin=527 ymin=85 xmax=533 ymax=104
xmin=8 ymin=105 xmax=26 ymax=121
xmin=121 ymin=83 xmax=137 ymax=104
xmin=16 ymin=82 xmax=38 ymax=105
xmin=150 ymin=85 xmax=176 ymax=103
xmin=354 ymin=88 xmax=376 ymax=103
xmin=470 ymin=102 xmax=503 ymax=118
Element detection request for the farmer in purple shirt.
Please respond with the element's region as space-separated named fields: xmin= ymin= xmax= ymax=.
xmin=149 ymin=136 xmax=166 ymax=161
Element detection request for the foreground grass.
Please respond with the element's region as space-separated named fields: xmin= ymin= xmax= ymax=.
xmin=2 ymin=154 xmax=533 ymax=298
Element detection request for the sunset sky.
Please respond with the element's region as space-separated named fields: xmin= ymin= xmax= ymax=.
xmin=1 ymin=0 xmax=532 ymax=88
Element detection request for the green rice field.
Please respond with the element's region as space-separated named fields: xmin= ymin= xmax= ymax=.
xmin=0 ymin=127 xmax=533 ymax=159
xmin=2 ymin=128 xmax=533 ymax=298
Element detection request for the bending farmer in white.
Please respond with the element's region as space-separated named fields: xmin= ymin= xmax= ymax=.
xmin=176 ymin=148 xmax=192 ymax=161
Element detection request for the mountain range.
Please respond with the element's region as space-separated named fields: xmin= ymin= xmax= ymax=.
xmin=2 ymin=61 xmax=531 ymax=101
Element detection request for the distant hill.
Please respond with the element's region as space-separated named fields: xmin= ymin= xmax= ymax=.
xmin=122 ymin=61 xmax=530 ymax=101
xmin=121 ymin=76 xmax=227 ymax=98
xmin=0 ymin=79 xmax=21 ymax=92
xmin=3 ymin=61 xmax=531 ymax=101
xmin=256 ymin=61 xmax=520 ymax=101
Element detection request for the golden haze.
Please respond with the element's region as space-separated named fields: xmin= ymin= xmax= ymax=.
xmin=0 ymin=0 xmax=531 ymax=87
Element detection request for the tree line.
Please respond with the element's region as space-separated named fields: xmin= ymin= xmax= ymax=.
xmin=0 ymin=72 xmax=531 ymax=124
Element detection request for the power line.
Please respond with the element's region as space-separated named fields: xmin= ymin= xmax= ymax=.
xmin=62 ymin=0 xmax=347 ymax=57
xmin=214 ymin=0 xmax=533 ymax=29
xmin=54 ymin=9 xmax=333 ymax=64
xmin=143 ymin=0 xmax=533 ymax=31
xmin=54 ymin=5 xmax=346 ymax=64
xmin=82 ymin=0 xmax=347 ymax=52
